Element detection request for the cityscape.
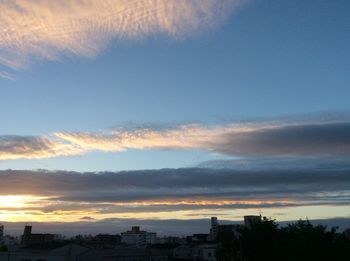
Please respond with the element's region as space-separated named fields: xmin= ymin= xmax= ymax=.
xmin=0 ymin=216 xmax=349 ymax=260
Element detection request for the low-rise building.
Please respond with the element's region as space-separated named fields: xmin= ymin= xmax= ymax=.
xmin=92 ymin=234 xmax=121 ymax=248
xmin=173 ymin=244 xmax=217 ymax=261
xmin=121 ymin=226 xmax=156 ymax=246
xmin=77 ymin=247 xmax=168 ymax=261
xmin=193 ymin=244 xmax=217 ymax=261
xmin=21 ymin=225 xmax=55 ymax=246
xmin=173 ymin=245 xmax=192 ymax=260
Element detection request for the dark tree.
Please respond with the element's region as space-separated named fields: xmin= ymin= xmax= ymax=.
xmin=216 ymin=217 xmax=350 ymax=261
xmin=241 ymin=217 xmax=282 ymax=261
xmin=282 ymin=219 xmax=350 ymax=261
xmin=216 ymin=230 xmax=241 ymax=261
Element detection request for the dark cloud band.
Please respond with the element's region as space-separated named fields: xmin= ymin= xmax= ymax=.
xmin=214 ymin=122 xmax=350 ymax=156
xmin=0 ymin=166 xmax=349 ymax=206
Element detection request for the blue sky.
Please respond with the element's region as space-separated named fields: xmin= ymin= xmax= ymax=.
xmin=1 ymin=0 xmax=350 ymax=171
xmin=0 ymin=0 xmax=350 ymax=227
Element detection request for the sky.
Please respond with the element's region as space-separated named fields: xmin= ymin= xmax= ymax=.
xmin=0 ymin=0 xmax=350 ymax=235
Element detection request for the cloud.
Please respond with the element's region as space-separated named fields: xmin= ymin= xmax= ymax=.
xmin=0 ymin=0 xmax=244 ymax=71
xmin=53 ymin=124 xmax=227 ymax=152
xmin=0 ymin=135 xmax=82 ymax=160
xmin=0 ymin=148 xmax=349 ymax=223
xmin=3 ymin=119 xmax=350 ymax=160
xmin=197 ymin=156 xmax=350 ymax=170
xmin=0 ymin=165 xmax=349 ymax=216
xmin=52 ymin=120 xmax=350 ymax=157
xmin=212 ymin=122 xmax=350 ymax=156
xmin=80 ymin=216 xmax=95 ymax=221
xmin=0 ymin=70 xmax=15 ymax=80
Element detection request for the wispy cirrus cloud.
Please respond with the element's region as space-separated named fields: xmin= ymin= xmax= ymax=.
xmin=0 ymin=0 xmax=245 ymax=75
xmin=2 ymin=118 xmax=350 ymax=160
xmin=0 ymin=70 xmax=15 ymax=81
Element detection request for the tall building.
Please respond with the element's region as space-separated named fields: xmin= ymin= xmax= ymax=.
xmin=21 ymin=225 xmax=32 ymax=245
xmin=121 ymin=226 xmax=156 ymax=247
xmin=210 ymin=217 xmax=218 ymax=241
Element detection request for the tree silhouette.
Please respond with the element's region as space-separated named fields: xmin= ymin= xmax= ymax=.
xmin=216 ymin=217 xmax=350 ymax=261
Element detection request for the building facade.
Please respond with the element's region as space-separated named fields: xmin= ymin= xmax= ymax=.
xmin=121 ymin=226 xmax=156 ymax=246
xmin=21 ymin=225 xmax=55 ymax=246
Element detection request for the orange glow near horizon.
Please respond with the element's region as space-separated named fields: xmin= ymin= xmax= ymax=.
xmin=0 ymin=195 xmax=346 ymax=223
xmin=109 ymin=199 xmax=295 ymax=206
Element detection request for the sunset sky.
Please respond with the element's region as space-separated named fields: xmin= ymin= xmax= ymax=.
xmin=0 ymin=0 xmax=350 ymax=234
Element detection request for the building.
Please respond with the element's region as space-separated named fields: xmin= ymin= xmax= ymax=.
xmin=187 ymin=234 xmax=209 ymax=244
xmin=208 ymin=216 xmax=262 ymax=241
xmin=209 ymin=217 xmax=243 ymax=241
xmin=155 ymin=236 xmax=184 ymax=245
xmin=77 ymin=247 xmax=168 ymax=261
xmin=173 ymin=245 xmax=192 ymax=260
xmin=217 ymin=224 xmax=242 ymax=237
xmin=0 ymin=244 xmax=88 ymax=261
xmin=21 ymin=225 xmax=55 ymax=246
xmin=173 ymin=244 xmax=217 ymax=261
xmin=243 ymin=215 xmax=261 ymax=229
xmin=2 ymin=235 xmax=18 ymax=247
xmin=0 ymin=224 xmax=3 ymax=244
xmin=210 ymin=217 xmax=218 ymax=241
xmin=193 ymin=245 xmax=217 ymax=261
xmin=92 ymin=234 xmax=121 ymax=248
xmin=121 ymin=226 xmax=156 ymax=246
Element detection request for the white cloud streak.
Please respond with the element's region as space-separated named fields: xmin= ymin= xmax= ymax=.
xmin=0 ymin=0 xmax=245 ymax=71
xmin=0 ymin=70 xmax=16 ymax=80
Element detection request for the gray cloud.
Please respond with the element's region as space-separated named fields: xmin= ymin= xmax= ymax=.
xmin=198 ymin=156 xmax=350 ymax=170
xmin=0 ymin=164 xmax=349 ymax=208
xmin=213 ymin=122 xmax=350 ymax=156
xmin=1 ymin=167 xmax=349 ymax=193
xmin=0 ymin=135 xmax=82 ymax=160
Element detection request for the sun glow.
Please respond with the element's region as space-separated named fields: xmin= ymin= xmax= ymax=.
xmin=0 ymin=195 xmax=32 ymax=208
xmin=0 ymin=195 xmax=53 ymax=221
